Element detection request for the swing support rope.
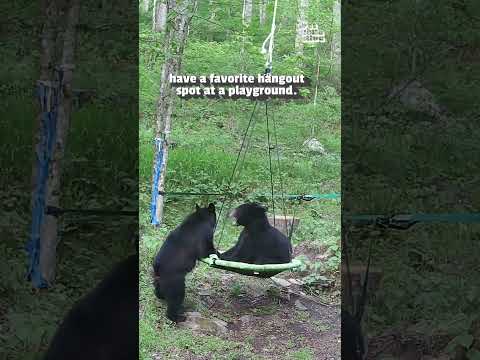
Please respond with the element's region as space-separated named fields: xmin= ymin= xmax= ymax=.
xmin=158 ymin=191 xmax=340 ymax=201
xmin=261 ymin=0 xmax=278 ymax=72
xmin=200 ymin=0 xmax=303 ymax=277
xmin=346 ymin=212 xmax=480 ymax=230
xmin=215 ymin=101 xmax=259 ymax=249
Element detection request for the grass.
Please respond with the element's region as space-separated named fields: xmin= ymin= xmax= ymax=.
xmin=287 ymin=348 xmax=315 ymax=360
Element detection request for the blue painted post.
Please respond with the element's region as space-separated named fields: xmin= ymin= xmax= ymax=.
xmin=150 ymin=138 xmax=164 ymax=225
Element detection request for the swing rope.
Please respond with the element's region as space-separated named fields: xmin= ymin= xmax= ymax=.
xmin=215 ymin=101 xmax=259 ymax=248
xmin=238 ymin=104 xmax=259 ymax=178
xmin=265 ymin=102 xmax=276 ymax=226
xmin=215 ymin=0 xmax=292 ymax=252
xmin=269 ymin=101 xmax=289 ymax=238
xmin=261 ymin=0 xmax=278 ymax=72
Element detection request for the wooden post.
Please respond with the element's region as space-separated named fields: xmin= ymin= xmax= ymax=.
xmin=267 ymin=215 xmax=300 ymax=237
xmin=152 ymin=0 xmax=196 ymax=225
xmin=38 ymin=0 xmax=80 ymax=284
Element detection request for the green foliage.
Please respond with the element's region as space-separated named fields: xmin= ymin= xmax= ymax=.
xmin=229 ymin=281 xmax=244 ymax=298
xmin=287 ymin=347 xmax=316 ymax=360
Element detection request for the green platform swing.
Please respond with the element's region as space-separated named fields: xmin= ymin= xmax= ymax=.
xmin=200 ymin=254 xmax=302 ymax=278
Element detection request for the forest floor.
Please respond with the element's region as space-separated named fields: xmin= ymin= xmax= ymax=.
xmin=200 ymin=272 xmax=340 ymax=360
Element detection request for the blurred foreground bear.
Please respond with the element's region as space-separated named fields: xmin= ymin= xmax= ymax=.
xmin=43 ymin=254 xmax=138 ymax=360
xmin=219 ymin=202 xmax=292 ymax=264
xmin=153 ymin=203 xmax=217 ymax=322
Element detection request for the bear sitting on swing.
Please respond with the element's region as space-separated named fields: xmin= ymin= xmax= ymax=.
xmin=219 ymin=202 xmax=292 ymax=264
xmin=153 ymin=203 xmax=217 ymax=322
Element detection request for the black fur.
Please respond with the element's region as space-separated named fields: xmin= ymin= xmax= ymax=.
xmin=43 ymin=254 xmax=138 ymax=360
xmin=153 ymin=203 xmax=217 ymax=322
xmin=219 ymin=202 xmax=292 ymax=264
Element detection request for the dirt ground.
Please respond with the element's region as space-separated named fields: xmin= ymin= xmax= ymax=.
xmin=194 ymin=265 xmax=341 ymax=360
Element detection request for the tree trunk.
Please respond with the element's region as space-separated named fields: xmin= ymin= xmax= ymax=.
xmin=32 ymin=1 xmax=58 ymax=210
xmin=243 ymin=0 xmax=253 ymax=25
xmin=295 ymin=0 xmax=308 ymax=55
xmin=259 ymin=0 xmax=267 ymax=26
xmin=152 ymin=0 xmax=195 ymax=225
xmin=331 ymin=0 xmax=341 ymax=80
xmin=142 ymin=0 xmax=150 ymax=13
xmin=153 ymin=0 xmax=167 ymax=32
xmin=241 ymin=0 xmax=253 ymax=72
xmin=207 ymin=0 xmax=216 ymax=41
xmin=313 ymin=45 xmax=321 ymax=106
xmin=39 ymin=0 xmax=80 ymax=284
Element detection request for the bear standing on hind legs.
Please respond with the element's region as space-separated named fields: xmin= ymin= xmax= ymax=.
xmin=153 ymin=203 xmax=217 ymax=322
xmin=220 ymin=202 xmax=292 ymax=264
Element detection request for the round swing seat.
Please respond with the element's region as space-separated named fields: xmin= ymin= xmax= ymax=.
xmin=200 ymin=254 xmax=302 ymax=278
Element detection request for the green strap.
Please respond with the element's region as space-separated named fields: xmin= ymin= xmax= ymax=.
xmin=158 ymin=191 xmax=341 ymax=201
xmin=346 ymin=212 xmax=480 ymax=229
xmin=286 ymin=193 xmax=340 ymax=201
xmin=254 ymin=193 xmax=340 ymax=201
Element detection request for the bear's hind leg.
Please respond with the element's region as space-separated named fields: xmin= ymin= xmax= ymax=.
xmin=153 ymin=276 xmax=166 ymax=300
xmin=164 ymin=275 xmax=186 ymax=322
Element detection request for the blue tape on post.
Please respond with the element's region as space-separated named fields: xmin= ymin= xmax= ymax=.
xmin=26 ymin=81 xmax=59 ymax=288
xmin=150 ymin=138 xmax=164 ymax=225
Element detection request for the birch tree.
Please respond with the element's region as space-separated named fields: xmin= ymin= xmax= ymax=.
xmin=32 ymin=0 xmax=58 ymax=209
xmin=32 ymin=0 xmax=80 ymax=285
xmin=243 ymin=0 xmax=253 ymax=25
xmin=295 ymin=0 xmax=309 ymax=55
xmin=332 ymin=0 xmax=341 ymax=70
xmin=207 ymin=0 xmax=216 ymax=41
xmin=142 ymin=0 xmax=150 ymax=13
xmin=153 ymin=0 xmax=167 ymax=32
xmin=152 ymin=0 xmax=196 ymax=225
xmin=259 ymin=0 xmax=267 ymax=26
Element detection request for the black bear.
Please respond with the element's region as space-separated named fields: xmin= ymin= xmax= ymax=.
xmin=153 ymin=203 xmax=217 ymax=322
xmin=219 ymin=202 xmax=292 ymax=264
xmin=43 ymin=253 xmax=138 ymax=360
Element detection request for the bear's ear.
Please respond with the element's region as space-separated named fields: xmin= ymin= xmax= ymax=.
xmin=208 ymin=203 xmax=215 ymax=212
xmin=195 ymin=204 xmax=200 ymax=211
